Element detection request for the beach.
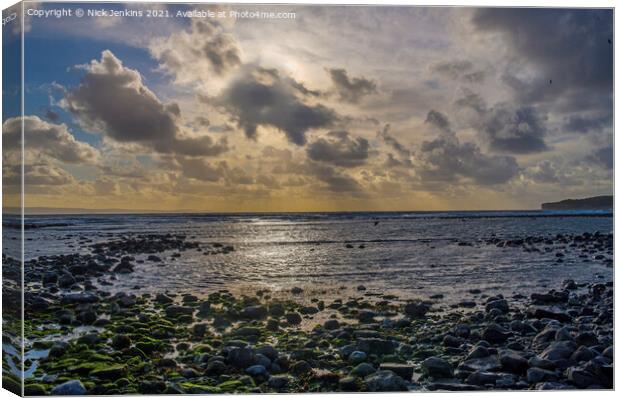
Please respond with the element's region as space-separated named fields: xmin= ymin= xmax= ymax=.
xmin=2 ymin=211 xmax=614 ymax=393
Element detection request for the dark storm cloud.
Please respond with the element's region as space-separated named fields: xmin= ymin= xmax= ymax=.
xmin=481 ymin=105 xmax=549 ymax=154
xmin=472 ymin=8 xmax=612 ymax=110
xmin=328 ymin=68 xmax=377 ymax=103
xmin=307 ymin=130 xmax=369 ymax=167
xmin=217 ymin=67 xmax=337 ymax=145
xmin=65 ymin=50 xmax=228 ymax=157
xmin=419 ymin=110 xmax=520 ymax=185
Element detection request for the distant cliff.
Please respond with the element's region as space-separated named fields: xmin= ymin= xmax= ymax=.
xmin=542 ymin=195 xmax=613 ymax=210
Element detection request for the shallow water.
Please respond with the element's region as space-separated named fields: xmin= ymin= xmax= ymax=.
xmin=20 ymin=211 xmax=613 ymax=303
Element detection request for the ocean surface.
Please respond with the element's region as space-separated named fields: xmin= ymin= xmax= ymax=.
xmin=17 ymin=210 xmax=614 ymax=303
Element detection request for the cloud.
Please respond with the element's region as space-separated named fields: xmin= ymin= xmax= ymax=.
xmin=309 ymin=162 xmax=363 ymax=193
xmin=64 ymin=50 xmax=227 ymax=157
xmin=377 ymin=124 xmax=410 ymax=158
xmin=176 ymin=157 xmax=228 ymax=182
xmin=216 ymin=67 xmax=337 ymax=145
xmin=3 ymin=160 xmax=75 ymax=187
xmin=150 ymin=19 xmax=241 ymax=83
xmin=472 ymin=9 xmax=612 ymax=110
xmin=563 ymin=112 xmax=613 ymax=134
xmin=528 ymin=161 xmax=560 ymax=183
xmin=425 ymin=109 xmax=452 ymax=134
xmin=417 ymin=110 xmax=520 ymax=185
xmin=454 ymin=96 xmax=550 ymax=154
xmin=588 ymin=146 xmax=613 ymax=170
xmin=480 ymin=105 xmax=549 ymax=154
xmin=307 ymin=130 xmax=370 ymax=168
xmin=431 ymin=60 xmax=486 ymax=83
xmin=328 ymin=68 xmax=377 ymax=103
xmin=2 ymin=116 xmax=99 ymax=164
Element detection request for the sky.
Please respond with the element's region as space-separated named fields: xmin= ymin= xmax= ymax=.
xmin=2 ymin=2 xmax=614 ymax=212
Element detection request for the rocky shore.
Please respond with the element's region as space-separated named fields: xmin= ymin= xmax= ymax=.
xmin=2 ymin=231 xmax=614 ymax=394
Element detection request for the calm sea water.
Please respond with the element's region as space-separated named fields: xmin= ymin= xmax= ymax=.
xmin=19 ymin=211 xmax=613 ymax=303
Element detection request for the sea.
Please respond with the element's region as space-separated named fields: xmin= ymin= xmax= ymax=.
xmin=11 ymin=210 xmax=615 ymax=304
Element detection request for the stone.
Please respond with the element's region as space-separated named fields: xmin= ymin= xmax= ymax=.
xmin=499 ymin=350 xmax=529 ymax=373
xmin=268 ymin=376 xmax=289 ymax=389
xmin=239 ymin=305 xmax=268 ymax=320
xmin=50 ymin=380 xmax=86 ymax=395
xmin=485 ymin=299 xmax=509 ymax=314
xmin=358 ymin=310 xmax=376 ymax=323
xmin=165 ymin=305 xmax=194 ymax=318
xmin=155 ymin=293 xmax=173 ymax=304
xmin=348 ymin=351 xmax=367 ymax=364
xmin=246 ymin=364 xmax=268 ymax=377
xmin=427 ymin=382 xmax=478 ymax=391
xmin=540 ymin=341 xmax=576 ymax=361
xmin=526 ymin=367 xmax=559 ymax=384
xmin=58 ymin=274 xmax=76 ymax=288
xmin=227 ymin=347 xmax=256 ymax=368
xmin=356 ymin=338 xmax=397 ymax=355
xmin=206 ymin=360 xmax=227 ymax=375
xmin=566 ymin=366 xmax=599 ymax=388
xmin=285 ymin=312 xmax=302 ymax=325
xmin=291 ymin=360 xmax=312 ymax=375
xmin=482 ymin=324 xmax=511 ymax=343
xmin=256 ymin=345 xmax=278 ymax=361
xmin=363 ymin=370 xmax=407 ymax=392
xmin=466 ymin=345 xmax=490 ymax=360
xmin=324 ymin=319 xmax=340 ymax=330
xmin=422 ymin=356 xmax=453 ymax=378
xmin=466 ymin=371 xmax=502 ymax=386
xmin=60 ymin=293 xmax=99 ymax=304
xmin=379 ymin=363 xmax=414 ymax=380
xmin=350 ymin=362 xmax=376 ymax=377
xmin=111 ymin=335 xmax=131 ymax=350
xmin=404 ymin=302 xmax=429 ymax=317
xmin=338 ymin=377 xmax=359 ymax=392
xmin=570 ymin=346 xmax=598 ymax=362
xmin=460 ymin=356 xmax=502 ymax=372
xmin=527 ymin=306 xmax=572 ymax=322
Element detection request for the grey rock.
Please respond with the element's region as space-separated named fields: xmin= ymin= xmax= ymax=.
xmin=240 ymin=305 xmax=268 ymax=320
xmin=363 ymin=370 xmax=407 ymax=392
xmin=350 ymin=362 xmax=376 ymax=377
xmin=482 ymin=323 xmax=511 ymax=343
xmin=404 ymin=302 xmax=429 ymax=317
xmin=378 ymin=363 xmax=414 ymax=380
xmin=526 ymin=367 xmax=558 ymax=384
xmin=348 ymin=351 xmax=367 ymax=364
xmin=227 ymin=347 xmax=256 ymax=368
xmin=485 ymin=299 xmax=509 ymax=314
xmin=466 ymin=371 xmax=502 ymax=386
xmin=51 ymin=380 xmax=86 ymax=395
xmin=285 ymin=312 xmax=302 ymax=325
xmin=422 ymin=356 xmax=453 ymax=378
xmin=499 ymin=350 xmax=529 ymax=373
